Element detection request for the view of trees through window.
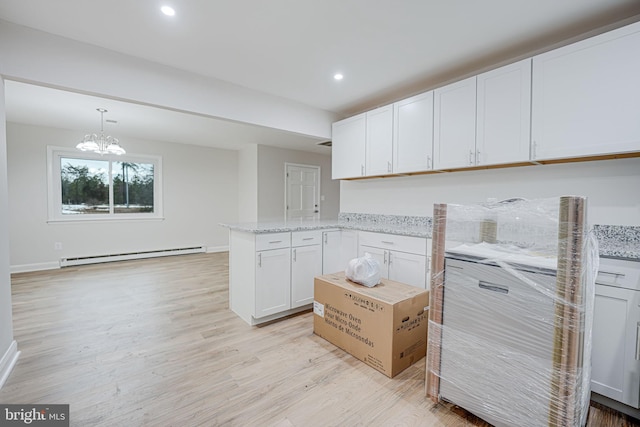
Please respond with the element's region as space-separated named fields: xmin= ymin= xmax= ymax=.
xmin=60 ymin=157 xmax=154 ymax=215
xmin=113 ymin=161 xmax=154 ymax=213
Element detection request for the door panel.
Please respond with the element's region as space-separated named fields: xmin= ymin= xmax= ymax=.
xmin=286 ymin=164 xmax=320 ymax=220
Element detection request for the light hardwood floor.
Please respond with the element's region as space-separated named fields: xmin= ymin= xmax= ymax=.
xmin=1 ymin=253 xmax=638 ymax=426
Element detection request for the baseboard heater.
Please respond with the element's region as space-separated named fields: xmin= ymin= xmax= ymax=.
xmin=60 ymin=246 xmax=206 ymax=267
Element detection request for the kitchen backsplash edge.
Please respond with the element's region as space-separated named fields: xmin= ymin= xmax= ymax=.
xmin=338 ymin=213 xmax=639 ymax=260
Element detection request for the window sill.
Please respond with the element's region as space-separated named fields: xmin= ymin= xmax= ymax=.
xmin=47 ymin=216 xmax=165 ymax=224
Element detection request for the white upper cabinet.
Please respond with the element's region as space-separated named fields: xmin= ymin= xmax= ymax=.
xmin=393 ymin=91 xmax=434 ymax=173
xmin=332 ymin=113 xmax=366 ymax=179
xmin=531 ymin=21 xmax=640 ymax=161
xmin=433 ymin=76 xmax=477 ymax=170
xmin=365 ymin=105 xmax=394 ymax=176
xmin=476 ymin=58 xmax=532 ymax=165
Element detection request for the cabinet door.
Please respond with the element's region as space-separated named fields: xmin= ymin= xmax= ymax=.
xmin=366 ymin=105 xmax=394 ymax=176
xmin=476 ymin=59 xmax=532 ymax=166
xmin=394 ymin=91 xmax=434 ymax=173
xmin=322 ymin=230 xmax=342 ymax=274
xmin=592 ymin=284 xmax=640 ymax=408
xmin=433 ymin=76 xmax=477 ymax=169
xmin=291 ymin=245 xmax=322 ymax=308
xmin=531 ymin=21 xmax=640 ymax=160
xmin=340 ymin=230 xmax=359 ymax=268
xmin=255 ymin=248 xmax=291 ymax=318
xmin=332 ymin=113 xmax=366 ymax=179
xmin=358 ymin=245 xmax=390 ymax=278
xmin=388 ymin=251 xmax=427 ymax=289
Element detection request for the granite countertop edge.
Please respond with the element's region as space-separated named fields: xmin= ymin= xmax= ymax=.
xmin=599 ymin=249 xmax=640 ymax=260
xmin=218 ymin=221 xmax=431 ymax=238
xmin=219 ymin=222 xmax=640 ymax=261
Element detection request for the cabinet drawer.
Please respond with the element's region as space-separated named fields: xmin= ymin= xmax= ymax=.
xmin=358 ymin=231 xmax=427 ymax=256
xmin=291 ymin=230 xmax=322 ymax=247
xmin=255 ymin=232 xmax=291 ymax=251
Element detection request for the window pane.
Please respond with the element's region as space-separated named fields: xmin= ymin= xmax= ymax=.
xmin=113 ymin=161 xmax=155 ymax=214
xmin=60 ymin=157 xmax=109 ymax=215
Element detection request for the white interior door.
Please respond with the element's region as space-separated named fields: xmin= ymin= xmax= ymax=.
xmin=286 ymin=164 xmax=320 ymax=220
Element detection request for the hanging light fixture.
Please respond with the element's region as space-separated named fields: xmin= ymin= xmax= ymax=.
xmin=76 ymin=108 xmax=126 ymax=155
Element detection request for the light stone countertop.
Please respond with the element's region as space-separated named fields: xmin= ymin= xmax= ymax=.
xmin=219 ymin=219 xmax=432 ymax=238
xmin=219 ymin=220 xmax=342 ymax=234
xmin=219 ymin=216 xmax=640 ymax=261
xmin=593 ymin=225 xmax=640 ymax=261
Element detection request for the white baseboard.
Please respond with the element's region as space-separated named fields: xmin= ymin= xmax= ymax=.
xmin=206 ymin=245 xmax=229 ymax=253
xmin=11 ymin=262 xmax=60 ymax=274
xmin=11 ymin=247 xmax=229 ymax=273
xmin=0 ymin=340 xmax=20 ymax=390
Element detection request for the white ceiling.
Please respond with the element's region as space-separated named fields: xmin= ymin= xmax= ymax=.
xmin=2 ymin=0 xmax=640 ymax=153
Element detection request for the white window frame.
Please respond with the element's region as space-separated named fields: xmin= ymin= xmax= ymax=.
xmin=47 ymin=146 xmax=164 ymax=223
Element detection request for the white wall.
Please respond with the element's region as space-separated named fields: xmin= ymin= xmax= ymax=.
xmin=340 ymin=157 xmax=640 ymax=225
xmin=0 ymin=78 xmax=17 ymax=387
xmin=257 ymin=145 xmax=339 ymax=221
xmin=237 ymin=144 xmax=258 ymax=223
xmin=7 ymin=122 xmax=238 ymax=271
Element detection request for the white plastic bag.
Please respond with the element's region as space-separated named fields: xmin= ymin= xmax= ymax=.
xmin=345 ymin=253 xmax=381 ymax=288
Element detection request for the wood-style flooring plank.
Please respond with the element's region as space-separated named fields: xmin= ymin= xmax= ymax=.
xmin=1 ymin=253 xmax=638 ymax=426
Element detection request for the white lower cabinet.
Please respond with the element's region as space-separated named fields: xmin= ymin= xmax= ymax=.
xmin=291 ymin=232 xmax=322 ymax=308
xmin=255 ymin=247 xmax=291 ymax=318
xmin=231 ymin=230 xmax=318 ymax=325
xmin=388 ymin=250 xmax=428 ymax=288
xmin=358 ymin=231 xmax=428 ymax=289
xmin=592 ymin=283 xmax=640 ymax=408
xmin=231 ymin=228 xmax=428 ymax=326
xmin=322 ymin=229 xmax=359 ymax=274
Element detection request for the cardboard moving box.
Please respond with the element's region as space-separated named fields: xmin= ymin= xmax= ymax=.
xmin=313 ymin=273 xmax=429 ymax=378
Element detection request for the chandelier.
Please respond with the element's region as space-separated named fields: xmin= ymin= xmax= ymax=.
xmin=76 ymin=108 xmax=126 ymax=155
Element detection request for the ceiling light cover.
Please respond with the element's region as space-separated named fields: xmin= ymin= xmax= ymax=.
xmin=76 ymin=108 xmax=126 ymax=155
xmin=334 ymin=73 xmax=343 ymax=81
xmin=161 ymin=6 xmax=175 ymax=16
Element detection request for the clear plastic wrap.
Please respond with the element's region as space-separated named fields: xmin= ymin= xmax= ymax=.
xmin=426 ymin=196 xmax=597 ymax=427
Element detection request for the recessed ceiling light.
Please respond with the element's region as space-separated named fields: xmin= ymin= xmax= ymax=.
xmin=161 ymin=6 xmax=175 ymax=16
xmin=334 ymin=73 xmax=344 ymax=81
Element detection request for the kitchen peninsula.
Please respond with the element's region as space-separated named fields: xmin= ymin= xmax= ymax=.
xmin=220 ymin=214 xmax=433 ymax=325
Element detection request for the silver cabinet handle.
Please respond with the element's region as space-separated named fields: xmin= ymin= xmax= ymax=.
xmin=469 ymin=150 xmax=474 ymax=165
xmin=387 ymin=161 xmax=392 ymax=173
xmin=476 ymin=150 xmax=480 ymax=165
xmin=383 ymin=251 xmax=387 ymax=265
xmin=293 ymin=248 xmax=297 ymax=262
xmin=323 ymin=233 xmax=328 ymax=244
xmin=269 ymin=240 xmax=282 ymax=244
xmin=427 ymin=155 xmax=431 ymax=169
xmin=361 ymin=164 xmax=364 ymax=176
xmin=302 ymin=237 xmax=314 ymax=241
xmin=388 ymin=252 xmax=392 ymax=265
xmin=599 ymin=271 xmax=626 ymax=279
xmin=381 ymin=241 xmax=394 ymax=245
xmin=258 ymin=253 xmax=262 ymax=267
